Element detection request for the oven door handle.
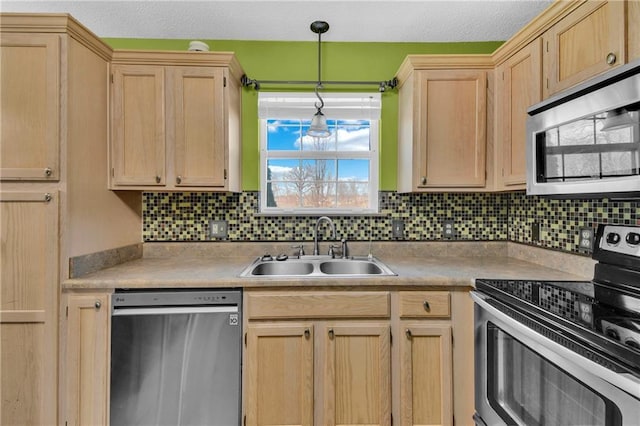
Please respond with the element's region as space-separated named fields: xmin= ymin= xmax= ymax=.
xmin=112 ymin=306 xmax=238 ymax=316
xmin=471 ymin=291 xmax=640 ymax=397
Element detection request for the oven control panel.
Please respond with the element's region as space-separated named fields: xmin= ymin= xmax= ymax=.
xmin=597 ymin=225 xmax=640 ymax=258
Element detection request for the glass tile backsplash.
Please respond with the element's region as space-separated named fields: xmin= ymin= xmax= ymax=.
xmin=143 ymin=191 xmax=639 ymax=255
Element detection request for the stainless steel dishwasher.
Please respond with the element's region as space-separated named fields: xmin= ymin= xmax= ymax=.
xmin=110 ymin=290 xmax=242 ymax=426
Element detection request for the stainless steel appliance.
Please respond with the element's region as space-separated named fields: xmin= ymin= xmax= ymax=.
xmin=110 ymin=290 xmax=242 ymax=426
xmin=526 ymin=59 xmax=640 ymax=198
xmin=473 ymin=224 xmax=640 ymax=426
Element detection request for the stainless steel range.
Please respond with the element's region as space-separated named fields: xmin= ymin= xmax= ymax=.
xmin=473 ymin=224 xmax=640 ymax=426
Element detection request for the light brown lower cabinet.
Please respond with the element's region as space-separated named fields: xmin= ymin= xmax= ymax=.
xmin=63 ymin=292 xmax=111 ymax=426
xmin=399 ymin=324 xmax=453 ymax=426
xmin=244 ymin=289 xmax=471 ymax=426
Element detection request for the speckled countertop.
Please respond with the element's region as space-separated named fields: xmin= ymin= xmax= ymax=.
xmin=63 ymin=242 xmax=594 ymax=290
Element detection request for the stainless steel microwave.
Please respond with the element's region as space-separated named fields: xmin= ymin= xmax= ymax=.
xmin=526 ymin=59 xmax=640 ymax=198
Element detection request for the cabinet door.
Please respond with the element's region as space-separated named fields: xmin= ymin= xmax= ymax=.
xmin=111 ymin=64 xmax=165 ymax=186
xmin=544 ymin=1 xmax=625 ymax=97
xmin=324 ymin=324 xmax=391 ymax=426
xmin=64 ymin=293 xmax=110 ymax=426
xmin=245 ymin=324 xmax=314 ymax=426
xmin=629 ymin=0 xmax=640 ymax=62
xmin=171 ymin=67 xmax=226 ymax=187
xmin=417 ymin=70 xmax=486 ymax=188
xmin=0 ymin=34 xmax=60 ymax=180
xmin=498 ymin=39 xmax=542 ymax=189
xmin=0 ymin=192 xmax=58 ymax=425
xmin=400 ymin=324 xmax=453 ymax=426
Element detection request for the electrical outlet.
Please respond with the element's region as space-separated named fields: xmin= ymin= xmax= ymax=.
xmin=392 ymin=219 xmax=404 ymax=238
xmin=578 ymin=227 xmax=594 ymax=251
xmin=532 ymin=222 xmax=540 ymax=242
xmin=443 ymin=220 xmax=455 ymax=238
xmin=209 ymin=220 xmax=228 ymax=239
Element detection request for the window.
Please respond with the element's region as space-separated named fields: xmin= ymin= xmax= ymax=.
xmin=259 ymin=92 xmax=380 ymax=214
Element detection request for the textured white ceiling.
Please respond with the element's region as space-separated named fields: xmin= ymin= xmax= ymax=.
xmin=1 ymin=1 xmax=553 ymax=42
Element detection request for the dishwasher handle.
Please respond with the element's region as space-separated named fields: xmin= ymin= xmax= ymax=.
xmin=112 ymin=306 xmax=238 ymax=316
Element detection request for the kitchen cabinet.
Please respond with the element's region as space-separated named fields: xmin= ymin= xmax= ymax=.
xmin=629 ymin=0 xmax=640 ymax=62
xmin=245 ymin=288 xmax=473 ymax=426
xmin=110 ymin=50 xmax=244 ymax=191
xmin=244 ymin=291 xmax=391 ymax=426
xmin=543 ymin=0 xmax=626 ymax=97
xmin=495 ymin=39 xmax=543 ymax=190
xmin=0 ymin=191 xmax=59 ymax=425
xmin=397 ymin=291 xmax=453 ymax=426
xmin=396 ymin=56 xmax=492 ymax=192
xmin=63 ymin=292 xmax=110 ymax=426
xmin=0 ymin=33 xmax=60 ymax=181
xmin=1 ymin=14 xmax=142 ymax=426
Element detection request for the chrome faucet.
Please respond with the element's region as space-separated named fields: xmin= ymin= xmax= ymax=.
xmin=313 ymin=216 xmax=336 ymax=256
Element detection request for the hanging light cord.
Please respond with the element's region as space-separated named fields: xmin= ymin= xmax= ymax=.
xmin=314 ymin=85 xmax=324 ymax=111
xmin=315 ymin=28 xmax=324 ymax=110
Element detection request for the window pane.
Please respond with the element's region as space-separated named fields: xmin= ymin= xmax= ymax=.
xmin=302 ymin=159 xmax=336 ymax=182
xmin=269 ymin=182 xmax=302 ymax=209
xmin=302 ymin=183 xmax=336 ymax=208
xmin=337 ymin=182 xmax=369 ymax=208
xmin=336 ymin=120 xmax=371 ymax=151
xmin=266 ymin=159 xmax=299 ymax=181
xmin=266 ymin=120 xmax=303 ymax=151
xmin=338 ymin=159 xmax=369 ymax=182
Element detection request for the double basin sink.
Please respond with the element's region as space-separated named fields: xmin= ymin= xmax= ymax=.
xmin=239 ymin=255 xmax=396 ymax=278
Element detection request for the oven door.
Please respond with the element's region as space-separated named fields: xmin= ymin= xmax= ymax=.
xmin=472 ymin=291 xmax=640 ymax=426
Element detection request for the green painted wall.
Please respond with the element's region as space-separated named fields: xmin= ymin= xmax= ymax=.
xmin=104 ymin=38 xmax=502 ymax=191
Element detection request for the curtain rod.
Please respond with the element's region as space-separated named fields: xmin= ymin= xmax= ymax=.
xmin=240 ymin=75 xmax=399 ymax=92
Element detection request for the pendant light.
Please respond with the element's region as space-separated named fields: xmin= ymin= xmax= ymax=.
xmin=601 ymin=108 xmax=636 ymax=132
xmin=306 ymin=21 xmax=331 ymax=138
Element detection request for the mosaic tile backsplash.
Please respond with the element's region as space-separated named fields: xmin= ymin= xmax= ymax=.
xmin=143 ymin=191 xmax=639 ymax=255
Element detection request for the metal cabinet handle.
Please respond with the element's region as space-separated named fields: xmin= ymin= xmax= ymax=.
xmin=44 ymin=193 xmax=52 ymax=203
xmin=304 ymin=328 xmax=310 ymax=339
xmin=420 ymin=176 xmax=427 ymax=185
xmin=155 ymin=175 xmax=161 ymax=184
xmin=423 ymin=300 xmax=430 ymax=311
xmin=176 ymin=175 xmax=182 ymax=184
xmin=328 ymin=328 xmax=334 ymax=339
xmin=95 ymin=300 xmax=102 ymax=309
xmin=44 ymin=167 xmax=53 ymax=177
xmin=606 ymin=52 xmax=617 ymax=65
xmin=405 ymin=329 xmax=412 ymax=339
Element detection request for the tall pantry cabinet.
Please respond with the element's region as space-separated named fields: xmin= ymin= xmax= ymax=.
xmin=0 ymin=14 xmax=141 ymax=425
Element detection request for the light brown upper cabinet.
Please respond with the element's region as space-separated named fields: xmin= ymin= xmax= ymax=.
xmin=0 ymin=33 xmax=60 ymax=181
xmin=629 ymin=0 xmax=640 ymax=62
xmin=396 ymin=56 xmax=492 ymax=192
xmin=495 ymin=39 xmax=543 ymax=190
xmin=543 ymin=0 xmax=625 ymax=97
xmin=110 ymin=50 xmax=243 ymax=191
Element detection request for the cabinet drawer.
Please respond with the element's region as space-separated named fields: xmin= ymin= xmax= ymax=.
xmin=246 ymin=291 xmax=390 ymax=320
xmin=398 ymin=291 xmax=450 ymax=318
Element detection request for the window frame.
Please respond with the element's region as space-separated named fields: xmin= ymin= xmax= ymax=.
xmin=258 ymin=95 xmax=380 ymax=214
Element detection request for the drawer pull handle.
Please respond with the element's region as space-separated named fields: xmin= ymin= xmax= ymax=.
xmin=44 ymin=193 xmax=52 ymax=203
xmin=606 ymin=52 xmax=617 ymax=65
xmin=155 ymin=175 xmax=161 ymax=184
xmin=304 ymin=328 xmax=310 ymax=339
xmin=176 ymin=175 xmax=182 ymax=184
xmin=423 ymin=300 xmax=430 ymax=311
xmin=328 ymin=328 xmax=334 ymax=339
xmin=405 ymin=329 xmax=413 ymax=339
xmin=420 ymin=176 xmax=427 ymax=185
xmin=44 ymin=167 xmax=53 ymax=177
xmin=95 ymin=300 xmax=102 ymax=309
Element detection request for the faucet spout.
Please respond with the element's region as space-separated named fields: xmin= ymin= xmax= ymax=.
xmin=314 ymin=216 xmax=336 ymax=256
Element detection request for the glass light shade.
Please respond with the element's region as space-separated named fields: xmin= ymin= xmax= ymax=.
xmin=307 ymin=110 xmax=331 ymax=137
xmin=601 ymin=108 xmax=636 ymax=131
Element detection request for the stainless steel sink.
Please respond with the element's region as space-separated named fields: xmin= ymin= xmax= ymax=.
xmin=249 ymin=260 xmax=314 ymax=276
xmin=239 ymin=256 xmax=396 ymax=278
